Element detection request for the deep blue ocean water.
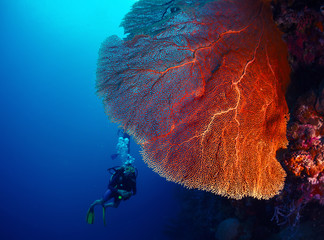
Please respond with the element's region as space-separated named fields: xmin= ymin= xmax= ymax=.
xmin=0 ymin=1 xmax=179 ymax=239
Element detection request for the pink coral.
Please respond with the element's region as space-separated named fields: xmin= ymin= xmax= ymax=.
xmin=284 ymin=91 xmax=324 ymax=206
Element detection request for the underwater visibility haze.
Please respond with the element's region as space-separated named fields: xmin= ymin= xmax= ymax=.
xmin=1 ymin=0 xmax=324 ymax=239
xmin=0 ymin=1 xmax=179 ymax=239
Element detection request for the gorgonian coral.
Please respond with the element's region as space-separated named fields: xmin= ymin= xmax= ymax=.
xmin=97 ymin=0 xmax=290 ymax=199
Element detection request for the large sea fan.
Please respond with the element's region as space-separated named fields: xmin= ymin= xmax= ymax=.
xmin=96 ymin=0 xmax=290 ymax=199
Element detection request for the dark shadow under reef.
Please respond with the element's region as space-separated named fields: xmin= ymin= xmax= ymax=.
xmin=163 ymin=188 xmax=324 ymax=240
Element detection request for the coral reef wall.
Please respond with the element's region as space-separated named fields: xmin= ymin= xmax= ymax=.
xmin=164 ymin=0 xmax=324 ymax=239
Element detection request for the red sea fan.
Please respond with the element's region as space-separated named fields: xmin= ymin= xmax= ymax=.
xmin=96 ymin=0 xmax=290 ymax=199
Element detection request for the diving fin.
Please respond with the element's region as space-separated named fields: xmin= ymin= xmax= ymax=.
xmin=86 ymin=207 xmax=95 ymax=224
xmin=103 ymin=207 xmax=106 ymax=226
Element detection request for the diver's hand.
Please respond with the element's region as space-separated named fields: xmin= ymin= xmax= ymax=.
xmin=117 ymin=190 xmax=132 ymax=199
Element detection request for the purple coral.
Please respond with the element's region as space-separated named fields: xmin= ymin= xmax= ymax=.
xmin=285 ymin=92 xmax=324 ymax=187
xmin=275 ymin=90 xmax=324 ymax=228
xmin=273 ymin=1 xmax=324 ymax=69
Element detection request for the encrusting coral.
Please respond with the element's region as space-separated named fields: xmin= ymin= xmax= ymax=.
xmin=273 ymin=0 xmax=324 ymax=70
xmin=284 ymin=91 xmax=324 ymax=205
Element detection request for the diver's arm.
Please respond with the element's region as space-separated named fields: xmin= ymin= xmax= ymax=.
xmin=108 ymin=175 xmax=119 ymax=193
xmin=117 ymin=189 xmax=132 ymax=199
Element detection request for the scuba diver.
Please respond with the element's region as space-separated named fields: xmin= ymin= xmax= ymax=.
xmin=86 ymin=131 xmax=137 ymax=225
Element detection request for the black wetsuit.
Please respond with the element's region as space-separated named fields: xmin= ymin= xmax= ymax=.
xmin=106 ymin=167 xmax=137 ymax=201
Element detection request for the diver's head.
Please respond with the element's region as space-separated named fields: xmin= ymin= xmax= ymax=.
xmin=123 ymin=164 xmax=135 ymax=176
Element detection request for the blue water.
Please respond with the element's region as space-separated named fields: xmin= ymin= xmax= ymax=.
xmin=0 ymin=1 xmax=179 ymax=239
